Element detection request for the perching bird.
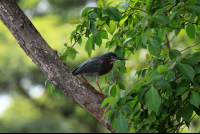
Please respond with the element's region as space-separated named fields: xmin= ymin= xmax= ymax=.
xmin=72 ymin=52 xmax=127 ymax=97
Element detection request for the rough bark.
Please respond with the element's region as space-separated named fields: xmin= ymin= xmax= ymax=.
xmin=0 ymin=0 xmax=116 ymax=133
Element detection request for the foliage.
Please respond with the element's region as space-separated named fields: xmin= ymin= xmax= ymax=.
xmin=59 ymin=0 xmax=200 ymax=133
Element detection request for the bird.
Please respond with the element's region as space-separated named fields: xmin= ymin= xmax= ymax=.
xmin=72 ymin=52 xmax=127 ymax=98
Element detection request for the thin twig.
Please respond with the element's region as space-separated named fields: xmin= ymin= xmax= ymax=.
xmin=180 ymin=114 xmax=197 ymax=133
xmin=165 ymin=33 xmax=170 ymax=51
xmin=133 ymin=7 xmax=147 ymax=13
xmin=168 ymin=29 xmax=180 ymax=44
xmin=135 ymin=14 xmax=141 ymax=21
xmin=180 ymin=41 xmax=200 ymax=52
xmin=127 ymin=46 xmax=136 ymax=59
xmin=122 ymin=6 xmax=147 ymax=14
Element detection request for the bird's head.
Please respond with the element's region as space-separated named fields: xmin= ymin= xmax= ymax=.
xmin=100 ymin=52 xmax=128 ymax=63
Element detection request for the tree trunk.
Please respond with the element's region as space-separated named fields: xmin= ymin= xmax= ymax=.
xmin=0 ymin=0 xmax=116 ymax=133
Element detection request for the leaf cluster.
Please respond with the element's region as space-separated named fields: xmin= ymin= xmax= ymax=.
xmin=58 ymin=0 xmax=200 ymax=133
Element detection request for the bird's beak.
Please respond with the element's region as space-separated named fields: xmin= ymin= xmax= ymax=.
xmin=111 ymin=57 xmax=128 ymax=61
xmin=115 ymin=57 xmax=128 ymax=60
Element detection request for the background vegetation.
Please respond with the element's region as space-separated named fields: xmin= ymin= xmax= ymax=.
xmin=0 ymin=0 xmax=200 ymax=133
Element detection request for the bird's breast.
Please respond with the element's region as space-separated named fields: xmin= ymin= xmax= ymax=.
xmin=99 ymin=61 xmax=113 ymax=76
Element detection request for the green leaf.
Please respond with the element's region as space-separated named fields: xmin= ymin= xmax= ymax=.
xmin=77 ymin=37 xmax=82 ymax=45
xmin=197 ymin=128 xmax=200 ymax=133
xmin=114 ymin=60 xmax=125 ymax=68
xmin=81 ymin=7 xmax=95 ymax=18
xmin=155 ymin=80 xmax=171 ymax=91
xmin=106 ymin=20 xmax=116 ymax=35
xmin=119 ymin=1 xmax=129 ymax=10
xmin=106 ymin=7 xmax=122 ymax=22
xmin=176 ymin=107 xmax=184 ymax=123
xmin=157 ymin=28 xmax=164 ymax=38
xmin=146 ymin=0 xmax=150 ymax=10
xmin=119 ymin=15 xmax=128 ymax=26
xmin=119 ymin=68 xmax=127 ymax=73
xmin=92 ymin=35 xmax=95 ymax=50
xmin=48 ymin=83 xmax=55 ymax=97
xmin=186 ymin=24 xmax=195 ymax=39
xmin=90 ymin=19 xmax=97 ymax=34
xmin=194 ymin=106 xmax=200 ymax=116
xmin=180 ymin=64 xmax=194 ymax=81
xmin=181 ymin=91 xmax=190 ymax=102
xmin=147 ymin=70 xmax=159 ymax=84
xmin=118 ymin=82 xmax=126 ymax=90
xmin=123 ymin=38 xmax=133 ymax=47
xmin=172 ymin=0 xmax=176 ymax=5
xmin=145 ymin=86 xmax=161 ymax=115
xmin=180 ymin=58 xmax=196 ymax=67
xmin=169 ymin=11 xmax=179 ymax=21
xmin=65 ymin=47 xmax=78 ymax=60
xmin=176 ymin=87 xmax=189 ymax=96
xmin=182 ymin=104 xmax=194 ymax=123
xmin=55 ymin=88 xmax=63 ymax=97
xmin=188 ymin=15 xmax=196 ymax=26
xmin=190 ymin=91 xmax=200 ymax=108
xmin=97 ymin=0 xmax=104 ymax=8
xmin=68 ymin=17 xmax=81 ymax=24
xmin=110 ymin=85 xmax=116 ymax=97
xmin=86 ymin=35 xmax=93 ymax=57
xmin=115 ymin=111 xmax=128 ymax=133
xmin=142 ymin=29 xmax=147 ymax=46
xmin=187 ymin=6 xmax=200 ymax=16
xmin=70 ymin=30 xmax=75 ymax=43
xmin=148 ymin=40 xmax=160 ymax=56
xmin=95 ymin=35 xmax=102 ymax=47
xmin=156 ymin=65 xmax=167 ymax=74
xmin=167 ymin=71 xmax=175 ymax=81
xmin=100 ymin=96 xmax=115 ymax=108
xmin=169 ymin=49 xmax=181 ymax=60
xmin=191 ymin=52 xmax=200 ymax=65
xmin=121 ymin=105 xmax=133 ymax=113
xmin=99 ymin=30 xmax=108 ymax=39
xmin=130 ymin=83 xmax=146 ymax=92
xmin=185 ymin=0 xmax=198 ymax=6
xmin=156 ymin=14 xmax=169 ymax=25
xmin=117 ymin=98 xmax=126 ymax=107
xmin=115 ymin=37 xmax=122 ymax=46
xmin=103 ymin=110 xmax=113 ymax=118
xmin=138 ymin=87 xmax=149 ymax=102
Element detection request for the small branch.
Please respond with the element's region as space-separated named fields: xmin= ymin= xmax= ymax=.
xmin=190 ymin=114 xmax=197 ymax=122
xmin=180 ymin=41 xmax=200 ymax=52
xmin=165 ymin=33 xmax=170 ymax=51
xmin=133 ymin=7 xmax=147 ymax=13
xmin=122 ymin=6 xmax=147 ymax=14
xmin=135 ymin=14 xmax=141 ymax=21
xmin=126 ymin=45 xmax=136 ymax=59
xmin=168 ymin=29 xmax=179 ymax=43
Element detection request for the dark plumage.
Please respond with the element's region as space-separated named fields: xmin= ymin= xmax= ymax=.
xmin=72 ymin=52 xmax=127 ymax=97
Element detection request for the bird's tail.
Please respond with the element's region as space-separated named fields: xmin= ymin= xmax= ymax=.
xmin=72 ymin=69 xmax=78 ymax=76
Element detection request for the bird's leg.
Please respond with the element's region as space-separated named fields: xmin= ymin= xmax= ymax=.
xmin=81 ymin=74 xmax=94 ymax=88
xmin=96 ymin=75 xmax=107 ymax=98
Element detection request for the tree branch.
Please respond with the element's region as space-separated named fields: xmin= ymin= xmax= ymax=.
xmin=165 ymin=33 xmax=171 ymax=51
xmin=0 ymin=0 xmax=116 ymax=133
xmin=180 ymin=41 xmax=200 ymax=52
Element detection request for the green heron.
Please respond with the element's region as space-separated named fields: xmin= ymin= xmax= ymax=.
xmin=72 ymin=52 xmax=127 ymax=97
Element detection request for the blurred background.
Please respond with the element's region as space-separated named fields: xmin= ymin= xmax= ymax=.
xmin=0 ymin=0 xmax=200 ymax=133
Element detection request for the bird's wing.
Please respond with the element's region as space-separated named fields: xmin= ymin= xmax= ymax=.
xmin=72 ymin=57 xmax=103 ymax=75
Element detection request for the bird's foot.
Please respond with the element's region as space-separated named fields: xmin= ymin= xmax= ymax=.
xmin=83 ymin=81 xmax=94 ymax=88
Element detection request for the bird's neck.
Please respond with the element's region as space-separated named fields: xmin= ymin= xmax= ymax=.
xmin=99 ymin=57 xmax=113 ymax=76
